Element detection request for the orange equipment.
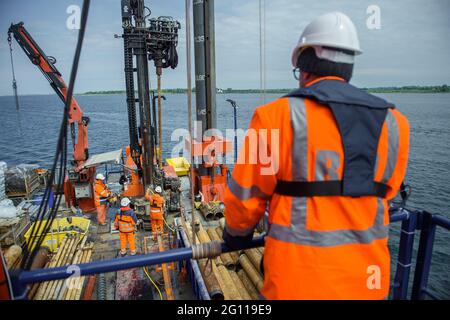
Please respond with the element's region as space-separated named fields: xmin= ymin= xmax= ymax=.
xmin=186 ymin=136 xmax=232 ymax=203
xmin=94 ymin=179 xmax=112 ymax=225
xmin=122 ymin=146 xmax=145 ymax=197
xmin=8 ymin=22 xmax=95 ymax=212
xmin=114 ymin=205 xmax=138 ymax=255
xmin=223 ymin=76 xmax=410 ymax=299
xmin=145 ymin=190 xmax=165 ymax=239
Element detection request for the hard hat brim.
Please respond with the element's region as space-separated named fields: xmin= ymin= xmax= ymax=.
xmin=291 ymin=43 xmax=362 ymax=67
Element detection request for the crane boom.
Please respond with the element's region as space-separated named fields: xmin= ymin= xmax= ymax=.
xmin=8 ymin=22 xmax=90 ymax=169
xmin=7 ymin=22 xmax=96 ymax=213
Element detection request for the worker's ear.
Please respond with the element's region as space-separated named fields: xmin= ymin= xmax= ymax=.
xmin=300 ymin=71 xmax=310 ymax=87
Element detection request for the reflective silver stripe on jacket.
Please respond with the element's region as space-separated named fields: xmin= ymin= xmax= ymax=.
xmin=381 ymin=110 xmax=400 ymax=183
xmin=268 ymin=97 xmax=389 ymax=247
xmin=228 ymin=175 xmax=271 ymax=201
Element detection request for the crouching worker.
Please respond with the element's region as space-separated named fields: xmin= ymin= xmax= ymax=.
xmin=145 ymin=186 xmax=165 ymax=240
xmin=115 ymin=197 xmax=138 ymax=257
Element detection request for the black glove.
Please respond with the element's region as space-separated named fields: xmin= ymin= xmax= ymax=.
xmin=222 ymin=226 xmax=254 ymax=251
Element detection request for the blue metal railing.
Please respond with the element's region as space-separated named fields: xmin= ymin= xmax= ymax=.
xmin=390 ymin=207 xmax=450 ymax=300
xmin=9 ymin=235 xmax=264 ymax=300
xmin=411 ymin=211 xmax=450 ymax=300
xmin=7 ymin=208 xmax=450 ymax=300
xmin=390 ymin=207 xmax=418 ymax=300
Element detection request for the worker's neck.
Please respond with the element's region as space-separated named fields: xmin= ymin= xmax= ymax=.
xmin=301 ymin=74 xmax=347 ymax=88
xmin=300 ymin=73 xmax=321 ymax=87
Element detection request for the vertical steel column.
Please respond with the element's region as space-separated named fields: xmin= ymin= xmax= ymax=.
xmin=204 ymin=0 xmax=217 ymax=132
xmin=134 ymin=0 xmax=154 ymax=187
xmin=392 ymin=209 xmax=417 ymax=300
xmin=193 ymin=0 xmax=216 ymax=136
xmin=121 ymin=0 xmax=140 ymax=160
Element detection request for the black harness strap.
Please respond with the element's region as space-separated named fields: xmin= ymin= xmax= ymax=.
xmin=275 ymin=180 xmax=389 ymax=198
xmin=284 ymin=79 xmax=395 ymax=198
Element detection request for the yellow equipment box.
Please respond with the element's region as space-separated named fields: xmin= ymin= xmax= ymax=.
xmin=166 ymin=157 xmax=190 ymax=177
xmin=24 ymin=217 xmax=90 ymax=252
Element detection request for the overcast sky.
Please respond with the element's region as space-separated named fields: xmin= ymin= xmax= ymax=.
xmin=0 ymin=0 xmax=449 ymax=96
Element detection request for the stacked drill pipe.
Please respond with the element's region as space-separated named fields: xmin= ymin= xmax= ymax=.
xmin=206 ymin=228 xmax=234 ymax=269
xmin=26 ymin=247 xmax=51 ymax=299
xmin=198 ymin=202 xmax=224 ymax=220
xmin=215 ymin=227 xmax=240 ymax=263
xmin=64 ymin=242 xmax=94 ymax=300
xmin=182 ymin=216 xmax=260 ymax=300
xmin=237 ymin=269 xmax=259 ymax=300
xmin=196 ymin=225 xmax=242 ymax=300
xmin=217 ymin=217 xmax=265 ymax=297
xmin=181 ymin=218 xmax=224 ymax=300
xmin=30 ymin=234 xmax=94 ymax=300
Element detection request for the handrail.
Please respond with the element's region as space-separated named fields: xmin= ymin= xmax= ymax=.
xmin=390 ymin=207 xmax=418 ymax=300
xmin=7 ymin=208 xmax=450 ymax=300
xmin=10 ymin=236 xmax=265 ymax=300
xmin=411 ymin=211 xmax=450 ymax=300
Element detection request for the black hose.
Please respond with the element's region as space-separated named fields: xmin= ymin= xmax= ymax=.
xmin=21 ymin=0 xmax=91 ymax=270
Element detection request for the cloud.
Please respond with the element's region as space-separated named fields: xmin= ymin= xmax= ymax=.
xmin=0 ymin=0 xmax=449 ymax=95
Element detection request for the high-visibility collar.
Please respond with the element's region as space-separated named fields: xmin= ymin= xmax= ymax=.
xmin=121 ymin=206 xmax=131 ymax=211
xmin=304 ymin=75 xmax=345 ymax=87
xmin=285 ymin=78 xmax=395 ymax=197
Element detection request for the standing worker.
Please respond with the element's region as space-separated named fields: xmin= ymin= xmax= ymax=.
xmin=94 ymin=173 xmax=112 ymax=226
xmin=115 ymin=197 xmax=138 ymax=256
xmin=145 ymin=186 xmax=165 ymax=240
xmin=223 ymin=12 xmax=410 ymax=299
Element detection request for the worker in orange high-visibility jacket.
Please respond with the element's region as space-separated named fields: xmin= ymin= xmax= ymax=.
xmin=115 ymin=197 xmax=138 ymax=256
xmin=94 ymin=173 xmax=112 ymax=226
xmin=145 ymin=186 xmax=165 ymax=240
xmin=223 ymin=12 xmax=410 ymax=300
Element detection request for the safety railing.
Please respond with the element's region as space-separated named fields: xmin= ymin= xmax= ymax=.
xmin=411 ymin=211 xmax=450 ymax=299
xmin=390 ymin=207 xmax=450 ymax=300
xmin=6 ymin=207 xmax=449 ymax=300
xmin=390 ymin=207 xmax=418 ymax=300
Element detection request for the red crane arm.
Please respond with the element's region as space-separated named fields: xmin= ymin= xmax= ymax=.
xmin=8 ymin=22 xmax=89 ymax=169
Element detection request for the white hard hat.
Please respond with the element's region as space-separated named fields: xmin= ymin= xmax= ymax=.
xmin=121 ymin=197 xmax=131 ymax=207
xmin=96 ymin=173 xmax=105 ymax=180
xmin=155 ymin=186 xmax=162 ymax=193
xmin=291 ymin=12 xmax=362 ymax=67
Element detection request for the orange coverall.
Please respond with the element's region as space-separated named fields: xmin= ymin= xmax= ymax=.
xmin=114 ymin=206 xmax=138 ymax=255
xmin=145 ymin=191 xmax=165 ymax=239
xmin=94 ymin=180 xmax=111 ymax=225
xmin=223 ymin=76 xmax=410 ymax=299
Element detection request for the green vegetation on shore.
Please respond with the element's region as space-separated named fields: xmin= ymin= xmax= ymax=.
xmin=362 ymin=85 xmax=449 ymax=93
xmin=82 ymin=85 xmax=449 ymax=95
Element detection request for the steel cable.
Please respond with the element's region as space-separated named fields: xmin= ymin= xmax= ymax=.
xmin=21 ymin=0 xmax=91 ymax=270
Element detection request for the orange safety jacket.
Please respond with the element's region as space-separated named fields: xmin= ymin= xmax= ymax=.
xmin=94 ymin=180 xmax=111 ymax=207
xmin=114 ymin=206 xmax=138 ymax=233
xmin=223 ymin=76 xmax=410 ymax=299
xmin=145 ymin=192 xmax=165 ymax=220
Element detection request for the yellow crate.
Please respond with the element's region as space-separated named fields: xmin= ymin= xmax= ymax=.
xmin=166 ymin=157 xmax=190 ymax=177
xmin=24 ymin=217 xmax=90 ymax=252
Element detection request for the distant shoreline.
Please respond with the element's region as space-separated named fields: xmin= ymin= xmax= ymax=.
xmin=1 ymin=85 xmax=449 ymax=97
xmin=81 ymin=85 xmax=450 ymax=95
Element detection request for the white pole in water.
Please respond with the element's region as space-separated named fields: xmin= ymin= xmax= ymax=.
xmin=185 ymin=0 xmax=196 ymax=245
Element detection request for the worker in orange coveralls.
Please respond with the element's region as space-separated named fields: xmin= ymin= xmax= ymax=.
xmin=94 ymin=173 xmax=112 ymax=226
xmin=145 ymin=186 xmax=165 ymax=240
xmin=223 ymin=12 xmax=410 ymax=299
xmin=115 ymin=197 xmax=138 ymax=257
